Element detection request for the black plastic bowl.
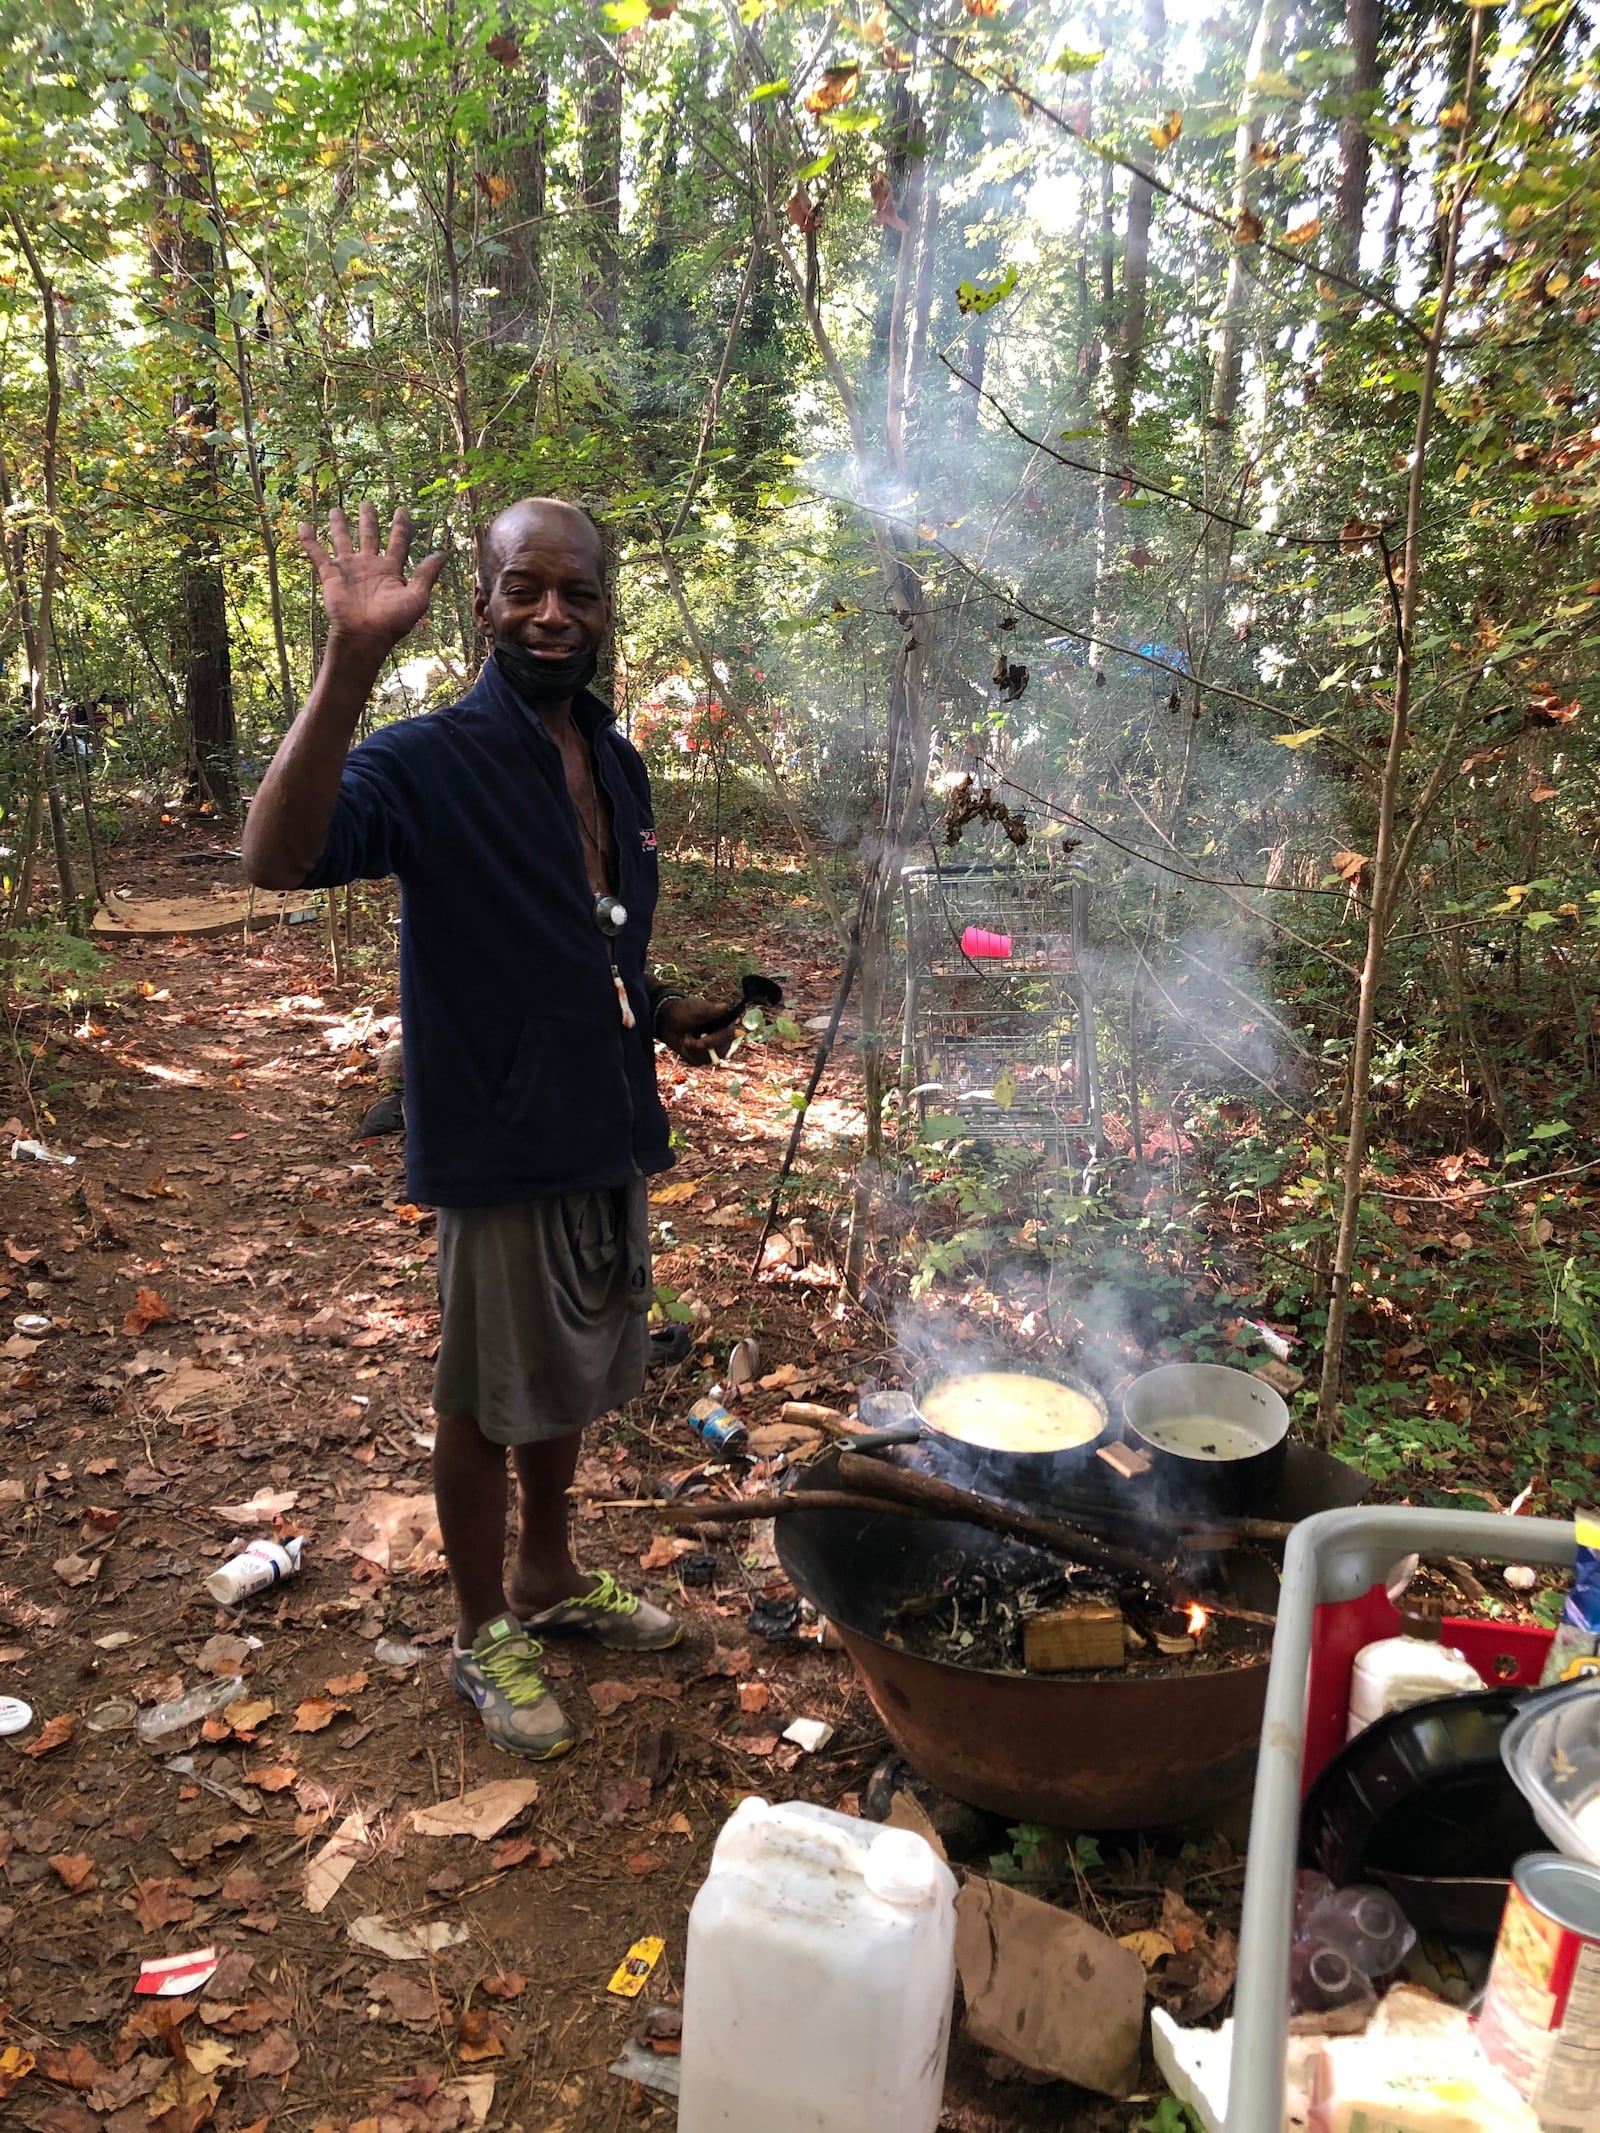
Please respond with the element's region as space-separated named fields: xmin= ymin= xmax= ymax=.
xmin=1301 ymin=1687 xmax=1546 ymax=1938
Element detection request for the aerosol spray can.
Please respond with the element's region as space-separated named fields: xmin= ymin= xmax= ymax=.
xmin=204 ymin=1536 xmax=305 ymax=1606
xmin=688 ymin=1392 xmax=749 ymax=1458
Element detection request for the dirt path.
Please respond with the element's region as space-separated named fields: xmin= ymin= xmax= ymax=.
xmin=0 ymin=841 xmax=1106 ymax=2133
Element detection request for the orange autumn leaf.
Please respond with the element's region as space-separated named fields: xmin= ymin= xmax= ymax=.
xmin=242 ymin=1764 xmax=298 ymax=1791
xmin=50 ymin=1851 xmax=97 ymax=1892
xmin=123 ymin=1287 xmax=173 ymax=1336
xmin=1282 ymin=215 xmax=1322 ymax=246
xmin=22 ymin=1712 xmax=73 ymax=1759
xmin=804 ymin=63 xmax=858 ymax=114
xmin=324 ymin=1671 xmax=368 ymax=1697
xmin=291 ymin=1696 xmax=340 ymax=1733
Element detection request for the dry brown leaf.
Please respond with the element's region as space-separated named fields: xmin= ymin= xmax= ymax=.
xmin=489 ymin=1836 xmax=538 ymax=1871
xmin=131 ymin=1876 xmax=194 ymax=1933
xmin=480 ymin=1972 xmax=526 ymax=1999
xmin=1118 ymin=1927 xmax=1176 ymax=1968
xmin=243 ymin=2028 xmax=300 ymax=2078
xmin=738 ymin=1682 xmax=771 ymax=1715
xmin=588 ymin=1679 xmax=640 ymax=1717
xmin=803 ymin=62 xmax=858 ymax=115
xmin=223 ymin=1698 xmax=276 ymax=1734
xmin=122 ymin=1287 xmax=173 ymax=1336
xmin=49 ymin=1852 xmax=98 ymax=1892
xmin=455 ymin=2010 xmax=506 ymax=2064
xmin=626 ymin=1849 xmax=664 ymax=1878
xmin=241 ymin=1764 xmax=297 ymax=1792
xmin=21 ymin=1713 xmax=73 ymax=1759
xmin=324 ymin=1670 xmax=368 ymax=1696
xmin=290 ymin=1696 xmax=340 ymax=1733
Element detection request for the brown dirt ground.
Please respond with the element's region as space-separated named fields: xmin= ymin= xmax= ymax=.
xmin=0 ymin=823 xmax=1194 ymax=2133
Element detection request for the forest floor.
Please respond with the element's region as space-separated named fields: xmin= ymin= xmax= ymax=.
xmin=0 ymin=814 xmax=1228 ymax=2133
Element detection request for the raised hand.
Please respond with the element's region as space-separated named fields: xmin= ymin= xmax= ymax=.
xmin=298 ymin=502 xmax=445 ymax=660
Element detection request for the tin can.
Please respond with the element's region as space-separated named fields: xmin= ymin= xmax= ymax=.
xmin=1479 ymin=1852 xmax=1600 ymax=2126
xmin=688 ymin=1397 xmax=748 ymax=1458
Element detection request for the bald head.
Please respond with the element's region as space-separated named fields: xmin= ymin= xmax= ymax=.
xmin=472 ymin=496 xmax=611 ymax=673
xmin=478 ymin=498 xmax=606 ymax=593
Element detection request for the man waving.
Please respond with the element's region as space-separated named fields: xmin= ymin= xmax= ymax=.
xmin=244 ymin=499 xmax=733 ymax=1760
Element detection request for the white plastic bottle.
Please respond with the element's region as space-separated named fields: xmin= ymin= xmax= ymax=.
xmin=677 ymin=1797 xmax=958 ymax=2133
xmin=1346 ymin=1599 xmax=1483 ymax=1739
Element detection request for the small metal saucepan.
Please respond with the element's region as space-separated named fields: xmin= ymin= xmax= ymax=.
xmin=850 ymin=1367 xmax=1111 ymax=1496
xmin=1120 ymin=1361 xmax=1289 ymax=1513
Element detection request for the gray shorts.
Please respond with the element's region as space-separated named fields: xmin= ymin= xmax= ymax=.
xmin=432 ymin=1183 xmax=651 ymax=1445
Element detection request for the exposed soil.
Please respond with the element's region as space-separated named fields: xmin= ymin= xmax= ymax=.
xmin=0 ymin=824 xmax=1177 ymax=2132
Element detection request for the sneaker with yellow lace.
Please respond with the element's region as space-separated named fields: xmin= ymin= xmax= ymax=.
xmin=449 ymin=1611 xmax=576 ymax=1760
xmin=519 ymin=1570 xmax=682 ymax=1652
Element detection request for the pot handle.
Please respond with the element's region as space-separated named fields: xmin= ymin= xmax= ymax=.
xmin=841 ymin=1425 xmax=924 ymax=1453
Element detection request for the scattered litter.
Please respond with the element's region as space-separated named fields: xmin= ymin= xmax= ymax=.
xmin=210 ymin=1493 xmax=300 ymax=1527
xmin=341 ymin=1491 xmax=443 ymax=1574
xmin=303 ymin=1809 xmax=374 ymax=1913
xmin=0 ymin=1695 xmax=33 ymax=1737
xmin=609 ymin=2036 xmax=682 ymax=2101
xmin=204 ymin=1535 xmax=304 ymax=1605
xmin=11 ymin=1138 xmax=74 ymax=1166
xmin=85 ymin=1698 xmax=137 ymax=1732
xmin=608 ymin=1935 xmax=666 ymax=1999
xmin=162 ymin=1753 xmax=264 ymax=1816
xmin=726 ymin=1337 xmax=759 ymax=1391
xmin=1505 ymin=1565 xmax=1539 ymax=1593
xmin=783 ymin=1718 xmax=834 ymax=1754
xmin=374 ymin=1633 xmax=427 ymax=1669
xmin=412 ymin=1778 xmax=540 ymax=1840
xmin=347 ymin=1913 xmax=469 ymax=1961
xmin=136 ymin=1674 xmax=245 ymax=1743
xmin=12 ymin=1313 xmax=51 ymax=1336
xmin=135 ymin=1946 xmax=219 ymax=1998
xmin=955 ymin=1874 xmax=1145 ymax=2096
xmin=93 ymin=1630 xmax=138 ymax=1650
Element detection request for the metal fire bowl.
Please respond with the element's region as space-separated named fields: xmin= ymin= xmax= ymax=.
xmin=777 ymin=1452 xmax=1274 ymax=1829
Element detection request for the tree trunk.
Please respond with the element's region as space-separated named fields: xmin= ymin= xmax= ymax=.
xmin=491 ymin=62 xmax=548 ymax=345
xmin=580 ymin=17 xmax=621 ymax=336
xmin=1207 ymin=0 xmax=1291 ymax=440
xmin=1315 ymin=14 xmax=1484 ymax=1445
xmin=1332 ymin=0 xmax=1381 ymax=278
xmin=152 ymin=21 xmax=239 ymax=821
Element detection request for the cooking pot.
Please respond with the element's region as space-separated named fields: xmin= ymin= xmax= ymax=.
xmin=1121 ymin=1362 xmax=1289 ymax=1513
xmin=850 ymin=1366 xmax=1111 ymax=1498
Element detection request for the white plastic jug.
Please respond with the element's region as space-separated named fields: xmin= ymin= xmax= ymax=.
xmin=677 ymin=1796 xmax=958 ymax=2133
xmin=1347 ymin=1601 xmax=1483 ymax=1739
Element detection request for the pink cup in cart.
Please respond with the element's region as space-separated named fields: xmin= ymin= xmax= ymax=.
xmin=961 ymin=926 xmax=1012 ymax=959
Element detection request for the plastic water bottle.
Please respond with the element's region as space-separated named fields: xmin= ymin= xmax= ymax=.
xmin=678 ymin=1797 xmax=958 ymax=2133
xmin=136 ymin=1675 xmax=245 ymax=1744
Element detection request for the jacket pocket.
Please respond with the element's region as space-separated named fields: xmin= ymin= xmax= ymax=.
xmin=492 ymin=1017 xmax=552 ymax=1126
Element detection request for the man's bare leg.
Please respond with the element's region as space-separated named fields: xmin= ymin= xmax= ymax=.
xmin=432 ymin=1411 xmax=512 ymax=1645
xmin=506 ymin=1433 xmax=591 ymax=1617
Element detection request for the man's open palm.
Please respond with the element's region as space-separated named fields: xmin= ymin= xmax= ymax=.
xmin=299 ymin=502 xmax=445 ymax=654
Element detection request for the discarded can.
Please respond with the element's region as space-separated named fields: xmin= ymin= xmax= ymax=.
xmin=1479 ymin=1851 xmax=1600 ymax=2123
xmin=689 ymin=1397 xmax=748 ymax=1458
xmin=204 ymin=1535 xmax=304 ymax=1606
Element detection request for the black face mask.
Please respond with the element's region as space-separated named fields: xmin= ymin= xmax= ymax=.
xmin=493 ymin=638 xmax=599 ymax=709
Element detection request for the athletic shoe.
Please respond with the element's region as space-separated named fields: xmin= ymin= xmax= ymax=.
xmin=449 ymin=1611 xmax=576 ymax=1760
xmin=520 ymin=1569 xmax=682 ymax=1652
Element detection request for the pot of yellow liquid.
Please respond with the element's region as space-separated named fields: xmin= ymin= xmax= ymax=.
xmin=855 ymin=1367 xmax=1112 ymax=1495
xmin=1121 ymin=1361 xmax=1289 ymax=1512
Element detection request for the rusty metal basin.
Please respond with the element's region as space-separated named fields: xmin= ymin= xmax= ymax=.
xmin=776 ymin=1454 xmax=1274 ymax=1828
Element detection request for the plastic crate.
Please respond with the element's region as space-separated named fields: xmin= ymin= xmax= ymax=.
xmin=1227 ymin=1506 xmax=1577 ymax=2133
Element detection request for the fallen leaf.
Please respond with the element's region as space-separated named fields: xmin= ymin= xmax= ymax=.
xmin=737 ymin=1682 xmax=771 ymax=1715
xmin=589 ymin=1679 xmax=640 ymax=1716
xmin=490 ymin=1836 xmax=538 ymax=1871
xmin=241 ymin=1764 xmax=297 ymax=1792
xmin=648 ymin=1177 xmax=699 ymax=1205
xmin=0 ymin=2045 xmax=35 ymax=2099
xmin=243 ymin=2028 xmax=300 ymax=2078
xmin=49 ymin=1852 xmax=98 ymax=1892
xmin=1118 ymin=1927 xmax=1177 ymax=1968
xmin=324 ymin=1670 xmax=369 ymax=1696
xmin=411 ymin=1777 xmax=540 ymax=1840
xmin=22 ymin=1713 xmax=73 ymax=1759
xmin=638 ymin=1532 xmax=692 ymax=1572
xmin=122 ymin=1287 xmax=173 ymax=1336
xmin=480 ymin=1972 xmax=526 ymax=1999
xmin=368 ymin=1969 xmax=440 ymax=2023
xmin=626 ymin=1849 xmax=664 ymax=1878
xmin=224 ymin=1698 xmax=276 ymax=1733
xmin=212 ymin=1488 xmax=297 ymax=1522
xmin=456 ymin=2008 xmax=507 ymax=2064
xmin=131 ymin=1877 xmax=194 ymax=1933
xmin=150 ymin=1361 xmax=226 ymax=1414
xmin=291 ymin=1696 xmax=339 ymax=1733
xmin=41 ymin=2041 xmax=106 ymax=2089
xmin=52 ymin=1554 xmax=100 ymax=1588
xmin=600 ymin=1776 xmax=652 ymax=1823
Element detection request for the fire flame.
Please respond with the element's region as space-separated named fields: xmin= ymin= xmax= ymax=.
xmin=1187 ymin=1602 xmax=1209 ymax=1640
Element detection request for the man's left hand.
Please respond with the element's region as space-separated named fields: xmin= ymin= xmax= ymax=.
xmin=656 ymin=998 xmax=740 ymax=1067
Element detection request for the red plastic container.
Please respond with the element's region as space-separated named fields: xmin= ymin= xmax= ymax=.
xmin=1303 ymin=1586 xmax=1555 ymax=1794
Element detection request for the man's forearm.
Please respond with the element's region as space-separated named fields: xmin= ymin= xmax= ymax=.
xmin=241 ymin=633 xmax=390 ymax=889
